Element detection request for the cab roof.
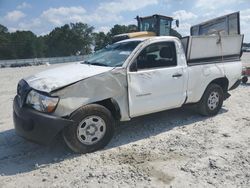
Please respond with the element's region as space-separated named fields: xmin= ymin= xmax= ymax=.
xmin=116 ymin=36 xmax=178 ymax=43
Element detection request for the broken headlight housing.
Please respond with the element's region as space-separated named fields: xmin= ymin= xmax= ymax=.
xmin=26 ymin=90 xmax=59 ymax=113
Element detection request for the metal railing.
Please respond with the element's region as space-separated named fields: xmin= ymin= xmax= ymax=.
xmin=0 ymin=55 xmax=85 ymax=68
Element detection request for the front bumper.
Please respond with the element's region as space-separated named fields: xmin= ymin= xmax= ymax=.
xmin=13 ymin=96 xmax=75 ymax=145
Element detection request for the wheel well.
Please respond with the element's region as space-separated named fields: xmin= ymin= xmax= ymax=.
xmin=95 ymin=98 xmax=121 ymax=120
xmin=210 ymin=77 xmax=229 ymax=93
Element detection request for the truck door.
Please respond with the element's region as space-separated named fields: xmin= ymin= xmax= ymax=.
xmin=128 ymin=41 xmax=186 ymax=117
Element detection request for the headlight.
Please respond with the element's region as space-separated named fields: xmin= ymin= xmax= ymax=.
xmin=26 ymin=90 xmax=59 ymax=113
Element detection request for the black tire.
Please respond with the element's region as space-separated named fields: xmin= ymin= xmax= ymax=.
xmin=197 ymin=83 xmax=224 ymax=116
xmin=63 ymin=104 xmax=115 ymax=153
xmin=242 ymin=76 xmax=248 ymax=84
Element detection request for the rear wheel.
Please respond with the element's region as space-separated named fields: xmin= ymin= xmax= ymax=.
xmin=63 ymin=104 xmax=115 ymax=153
xmin=197 ymin=84 xmax=224 ymax=116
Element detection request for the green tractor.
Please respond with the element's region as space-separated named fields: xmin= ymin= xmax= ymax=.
xmin=113 ymin=14 xmax=179 ymax=42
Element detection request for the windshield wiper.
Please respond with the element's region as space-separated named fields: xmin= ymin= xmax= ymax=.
xmin=89 ymin=62 xmax=108 ymax=67
xmin=81 ymin=61 xmax=91 ymax=65
xmin=81 ymin=61 xmax=108 ymax=67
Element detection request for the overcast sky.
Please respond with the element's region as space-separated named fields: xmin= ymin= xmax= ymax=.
xmin=0 ymin=0 xmax=249 ymax=41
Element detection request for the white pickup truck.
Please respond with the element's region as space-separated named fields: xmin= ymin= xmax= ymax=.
xmin=13 ymin=35 xmax=242 ymax=153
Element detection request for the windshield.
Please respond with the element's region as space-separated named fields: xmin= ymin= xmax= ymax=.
xmin=82 ymin=41 xmax=141 ymax=67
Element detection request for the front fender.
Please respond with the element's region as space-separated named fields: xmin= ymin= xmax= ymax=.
xmin=51 ymin=69 xmax=131 ymax=121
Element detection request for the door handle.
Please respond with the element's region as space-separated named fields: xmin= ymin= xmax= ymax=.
xmin=172 ymin=73 xmax=182 ymax=78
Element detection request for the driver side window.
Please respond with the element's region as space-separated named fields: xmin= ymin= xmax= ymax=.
xmin=136 ymin=42 xmax=177 ymax=70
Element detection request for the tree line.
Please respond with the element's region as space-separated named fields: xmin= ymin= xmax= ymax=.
xmin=0 ymin=23 xmax=181 ymax=60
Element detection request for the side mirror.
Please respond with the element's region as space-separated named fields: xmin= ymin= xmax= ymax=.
xmin=129 ymin=61 xmax=137 ymax=72
xmin=176 ymin=20 xmax=179 ymax=28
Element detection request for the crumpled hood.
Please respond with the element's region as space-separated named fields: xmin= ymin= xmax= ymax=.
xmin=24 ymin=62 xmax=113 ymax=93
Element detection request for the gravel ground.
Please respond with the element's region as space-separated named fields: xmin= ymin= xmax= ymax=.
xmin=0 ymin=55 xmax=250 ymax=188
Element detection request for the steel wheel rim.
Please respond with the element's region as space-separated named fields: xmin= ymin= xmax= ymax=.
xmin=77 ymin=115 xmax=106 ymax=145
xmin=207 ymin=91 xmax=220 ymax=110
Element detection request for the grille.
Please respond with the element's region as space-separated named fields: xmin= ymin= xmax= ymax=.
xmin=17 ymin=79 xmax=31 ymax=107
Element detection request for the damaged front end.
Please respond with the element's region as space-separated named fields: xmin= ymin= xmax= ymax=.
xmin=13 ymin=67 xmax=130 ymax=145
xmin=13 ymin=79 xmax=75 ymax=145
xmin=51 ymin=67 xmax=130 ymax=121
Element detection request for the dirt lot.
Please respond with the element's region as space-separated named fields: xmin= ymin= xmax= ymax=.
xmin=0 ymin=56 xmax=250 ymax=187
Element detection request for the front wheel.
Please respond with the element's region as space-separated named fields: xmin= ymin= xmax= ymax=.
xmin=63 ymin=104 xmax=115 ymax=153
xmin=197 ymin=83 xmax=224 ymax=116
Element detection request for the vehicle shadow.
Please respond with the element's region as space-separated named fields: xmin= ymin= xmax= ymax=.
xmin=0 ymin=129 xmax=73 ymax=176
xmin=0 ymin=106 xmax=228 ymax=176
xmin=108 ymin=106 xmax=228 ymax=148
xmin=241 ymin=82 xmax=250 ymax=86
